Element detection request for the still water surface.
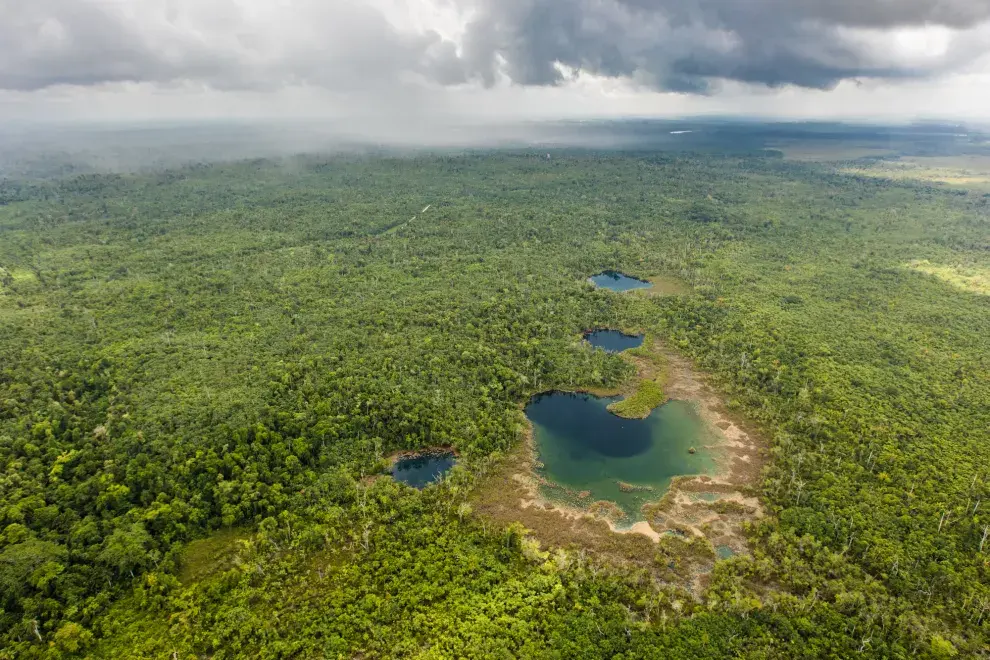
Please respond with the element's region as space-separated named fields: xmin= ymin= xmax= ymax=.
xmin=584 ymin=330 xmax=644 ymax=353
xmin=526 ymin=392 xmax=716 ymax=519
xmin=588 ymin=271 xmax=653 ymax=292
xmin=391 ymin=452 xmax=456 ymax=488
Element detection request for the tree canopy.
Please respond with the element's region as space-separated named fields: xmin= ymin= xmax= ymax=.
xmin=0 ymin=149 xmax=988 ymax=657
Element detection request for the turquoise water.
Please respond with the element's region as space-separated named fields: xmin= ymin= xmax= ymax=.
xmin=525 ymin=393 xmax=717 ymax=519
xmin=589 ymin=271 xmax=653 ymax=292
xmin=716 ymin=545 xmax=736 ymax=560
xmin=584 ymin=330 xmax=644 ymax=353
xmin=391 ymin=452 xmax=456 ymax=488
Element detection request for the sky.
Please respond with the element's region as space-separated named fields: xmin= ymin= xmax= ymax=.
xmin=2 ymin=0 xmax=990 ymax=126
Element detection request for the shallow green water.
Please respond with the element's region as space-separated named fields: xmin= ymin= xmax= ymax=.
xmin=525 ymin=393 xmax=717 ymax=521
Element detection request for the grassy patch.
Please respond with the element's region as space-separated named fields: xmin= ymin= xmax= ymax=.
xmin=644 ymin=275 xmax=691 ymax=296
xmin=842 ymin=156 xmax=990 ymax=191
xmin=608 ymin=379 xmax=666 ymax=419
xmin=178 ymin=527 xmax=251 ymax=586
xmin=601 ymin=338 xmax=672 ymax=419
xmin=905 ymin=260 xmax=990 ymax=296
xmin=626 ymin=340 xmax=667 ymax=366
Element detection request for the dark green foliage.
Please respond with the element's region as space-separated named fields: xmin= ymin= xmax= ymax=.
xmin=0 ymin=150 xmax=987 ymax=657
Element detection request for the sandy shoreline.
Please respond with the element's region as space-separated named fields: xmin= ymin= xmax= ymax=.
xmin=509 ymin=339 xmax=765 ymax=546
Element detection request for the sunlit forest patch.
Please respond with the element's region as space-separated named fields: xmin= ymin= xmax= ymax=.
xmin=906 ymin=259 xmax=990 ymax=295
xmin=843 ymin=155 xmax=990 ymax=191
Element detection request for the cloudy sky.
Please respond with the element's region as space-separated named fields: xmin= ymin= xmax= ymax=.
xmin=2 ymin=0 xmax=990 ymax=124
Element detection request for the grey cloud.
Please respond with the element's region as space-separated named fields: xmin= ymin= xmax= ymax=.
xmin=462 ymin=0 xmax=990 ymax=91
xmin=0 ymin=1 xmax=240 ymax=90
xmin=0 ymin=0 xmax=466 ymax=92
xmin=1 ymin=0 xmax=989 ymax=96
xmin=689 ymin=0 xmax=990 ymax=30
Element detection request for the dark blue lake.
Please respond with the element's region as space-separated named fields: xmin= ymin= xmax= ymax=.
xmin=584 ymin=330 xmax=644 ymax=353
xmin=391 ymin=452 xmax=456 ymax=488
xmin=589 ymin=271 xmax=653 ymax=292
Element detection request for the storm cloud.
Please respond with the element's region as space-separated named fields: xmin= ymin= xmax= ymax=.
xmin=462 ymin=0 xmax=990 ymax=91
xmin=2 ymin=0 xmax=989 ymax=95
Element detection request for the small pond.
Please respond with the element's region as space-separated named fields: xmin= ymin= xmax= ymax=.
xmin=584 ymin=329 xmax=644 ymax=353
xmin=391 ymin=452 xmax=456 ymax=489
xmin=716 ymin=545 xmax=737 ymax=560
xmin=525 ymin=392 xmax=717 ymax=520
xmin=588 ymin=271 xmax=653 ymax=292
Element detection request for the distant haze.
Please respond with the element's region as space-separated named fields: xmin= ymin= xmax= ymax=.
xmin=2 ymin=119 xmax=987 ymax=178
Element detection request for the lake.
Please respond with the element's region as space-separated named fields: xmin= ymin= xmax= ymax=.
xmin=584 ymin=329 xmax=644 ymax=353
xmin=525 ymin=392 xmax=716 ymax=519
xmin=588 ymin=271 xmax=653 ymax=292
xmin=391 ymin=452 xmax=456 ymax=488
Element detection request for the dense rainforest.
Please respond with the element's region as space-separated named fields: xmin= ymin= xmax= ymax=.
xmin=1 ymin=145 xmax=989 ymax=658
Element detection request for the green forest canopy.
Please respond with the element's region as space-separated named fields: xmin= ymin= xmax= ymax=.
xmin=1 ymin=149 xmax=989 ymax=658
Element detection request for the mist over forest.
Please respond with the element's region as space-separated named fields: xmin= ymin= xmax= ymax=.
xmin=2 ymin=118 xmax=987 ymax=179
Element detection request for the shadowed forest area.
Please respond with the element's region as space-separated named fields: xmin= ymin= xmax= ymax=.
xmin=1 ymin=132 xmax=989 ymax=657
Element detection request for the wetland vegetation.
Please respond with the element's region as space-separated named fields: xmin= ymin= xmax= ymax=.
xmin=1 ymin=124 xmax=989 ymax=658
xmin=607 ymin=379 xmax=668 ymax=419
